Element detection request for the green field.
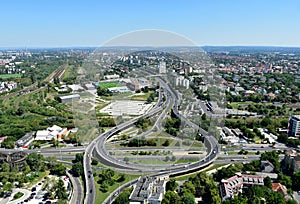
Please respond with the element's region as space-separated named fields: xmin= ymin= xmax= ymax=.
xmin=98 ymin=82 xmax=121 ymax=89
xmin=0 ymin=73 xmax=22 ymax=79
xmin=95 ymin=174 xmax=140 ymax=204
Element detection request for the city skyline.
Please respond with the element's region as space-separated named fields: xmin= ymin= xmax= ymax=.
xmin=1 ymin=0 xmax=300 ymax=47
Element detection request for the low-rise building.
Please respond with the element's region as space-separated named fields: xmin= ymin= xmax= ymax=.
xmin=129 ymin=176 xmax=168 ymax=204
xmin=260 ymin=160 xmax=275 ymax=173
xmin=105 ymin=74 xmax=120 ymax=79
xmin=84 ymin=83 xmax=95 ymax=90
xmin=108 ymin=86 xmax=130 ymax=93
xmin=58 ymin=94 xmax=80 ymax=103
xmin=272 ymin=183 xmax=288 ymax=200
xmin=35 ymin=125 xmax=69 ymax=141
xmin=220 ymin=173 xmax=264 ymax=201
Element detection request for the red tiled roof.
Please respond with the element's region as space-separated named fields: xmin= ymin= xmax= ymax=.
xmin=272 ymin=183 xmax=287 ymax=195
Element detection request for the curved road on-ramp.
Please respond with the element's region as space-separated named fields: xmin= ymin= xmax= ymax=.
xmin=83 ymin=76 xmax=220 ymax=204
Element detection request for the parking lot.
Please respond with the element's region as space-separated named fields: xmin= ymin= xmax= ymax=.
xmin=100 ymin=100 xmax=154 ymax=116
xmin=6 ymin=175 xmax=70 ymax=204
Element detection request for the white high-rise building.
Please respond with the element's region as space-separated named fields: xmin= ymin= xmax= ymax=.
xmin=175 ymin=76 xmax=189 ymax=89
xmin=158 ymin=61 xmax=166 ymax=74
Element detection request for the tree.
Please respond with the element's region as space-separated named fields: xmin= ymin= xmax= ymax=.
xmin=52 ymin=138 xmax=59 ymax=147
xmin=113 ymin=187 xmax=132 ymax=204
xmin=287 ymin=199 xmax=298 ymax=204
xmin=55 ymin=179 xmax=68 ymax=200
xmin=266 ymin=190 xmax=286 ymax=204
xmin=71 ymin=162 xmax=83 ymax=177
xmin=91 ymin=158 xmax=98 ymax=165
xmin=1 ymin=139 xmax=15 ymax=149
xmin=162 ymin=140 xmax=170 ymax=147
xmin=1 ymin=163 xmax=10 ymax=172
xmin=261 ymin=117 xmax=272 ymax=127
xmin=51 ymin=163 xmax=66 ymax=176
xmin=214 ymin=164 xmax=242 ymax=182
xmin=3 ymin=182 xmax=13 ymax=192
xmin=73 ymin=153 xmax=83 ymax=164
xmin=123 ymin=157 xmax=129 ymax=163
xmin=166 ymin=178 xmax=178 ymax=191
xmin=162 ymin=190 xmax=181 ymax=204
xmin=264 ymin=176 xmax=272 ymax=189
xmin=100 ymin=181 xmax=109 ymax=192
xmin=117 ymin=174 xmax=126 ymax=182
xmin=201 ymin=113 xmax=207 ymax=121
xmin=97 ymin=86 xmax=112 ymax=97
xmin=292 ymin=171 xmax=300 ymax=191
xmin=181 ymin=194 xmax=196 ymax=204
xmin=260 ymin=151 xmax=280 ymax=172
xmin=277 ymin=173 xmax=292 ymax=188
xmin=26 ymin=153 xmax=44 ymax=172
xmin=171 ymin=156 xmax=176 ymax=162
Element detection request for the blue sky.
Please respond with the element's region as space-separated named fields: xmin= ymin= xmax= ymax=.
xmin=1 ymin=0 xmax=299 ymax=47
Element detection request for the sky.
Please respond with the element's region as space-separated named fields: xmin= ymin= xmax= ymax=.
xmin=0 ymin=0 xmax=300 ymax=47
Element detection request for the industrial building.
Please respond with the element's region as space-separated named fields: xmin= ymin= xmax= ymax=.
xmin=58 ymin=94 xmax=80 ymax=103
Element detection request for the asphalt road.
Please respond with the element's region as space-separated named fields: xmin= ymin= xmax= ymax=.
xmin=67 ymin=170 xmax=83 ymax=204
xmin=90 ymin=76 xmax=220 ymax=204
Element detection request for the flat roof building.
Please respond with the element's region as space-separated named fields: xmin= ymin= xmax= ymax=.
xmin=59 ymin=94 xmax=80 ymax=103
xmin=288 ymin=115 xmax=300 ymax=137
xmin=158 ymin=61 xmax=166 ymax=74
xmin=129 ymin=176 xmax=168 ymax=204
xmin=220 ymin=173 xmax=264 ymax=201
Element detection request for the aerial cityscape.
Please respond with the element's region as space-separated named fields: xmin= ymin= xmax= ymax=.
xmin=0 ymin=1 xmax=300 ymax=204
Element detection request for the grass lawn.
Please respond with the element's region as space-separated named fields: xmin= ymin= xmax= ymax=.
xmin=95 ymin=174 xmax=140 ymax=204
xmin=132 ymin=159 xmax=172 ymax=165
xmin=175 ymin=158 xmax=199 ymax=164
xmin=98 ymin=82 xmax=121 ymax=89
xmin=190 ymin=142 xmax=204 ymax=148
xmin=174 ymin=163 xmax=228 ymax=181
xmin=130 ymin=92 xmax=153 ymax=101
xmin=24 ymin=171 xmax=48 ymax=189
xmin=96 ymin=101 xmax=110 ymax=111
xmin=0 ymin=73 xmax=22 ymax=79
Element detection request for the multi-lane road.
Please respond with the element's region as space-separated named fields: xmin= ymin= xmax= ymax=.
xmin=81 ymin=76 xmax=220 ymax=204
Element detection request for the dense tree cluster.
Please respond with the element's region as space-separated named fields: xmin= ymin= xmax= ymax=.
xmin=97 ymin=168 xmax=126 ymax=193
xmin=165 ymin=110 xmax=181 ymax=136
xmin=98 ymin=117 xmax=116 ymax=127
xmin=113 ymin=187 xmax=133 ymax=204
xmin=126 ymin=138 xmax=157 ymax=147
xmin=0 ymin=91 xmax=73 ymax=142
xmin=136 ymin=118 xmax=151 ymax=130
xmin=163 ymin=173 xmax=221 ymax=204
xmin=71 ymin=153 xmax=84 ymax=177
xmin=97 ymin=86 xmax=113 ymax=97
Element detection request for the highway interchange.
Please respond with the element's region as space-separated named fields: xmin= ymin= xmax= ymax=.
xmin=81 ymin=75 xmax=220 ymax=204
xmin=0 ymin=72 xmax=291 ymax=204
